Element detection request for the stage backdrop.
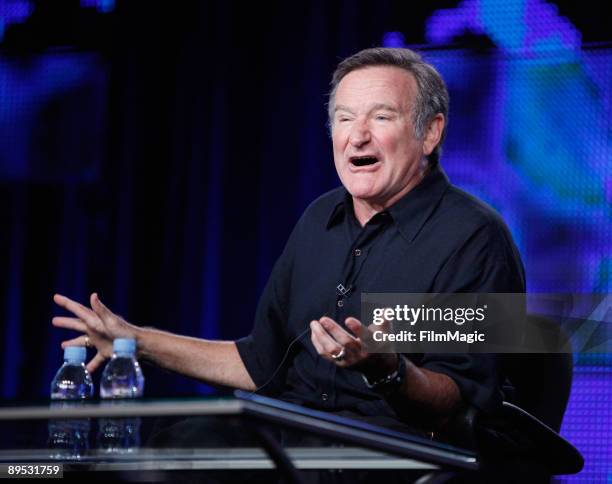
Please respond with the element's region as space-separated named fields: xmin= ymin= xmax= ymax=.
xmin=1 ymin=0 xmax=610 ymax=481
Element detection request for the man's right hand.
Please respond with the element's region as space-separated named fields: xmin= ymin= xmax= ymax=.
xmin=52 ymin=293 xmax=141 ymax=373
xmin=52 ymin=293 xmax=256 ymax=390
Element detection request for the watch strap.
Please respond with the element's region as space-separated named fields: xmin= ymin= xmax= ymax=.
xmin=362 ymin=354 xmax=406 ymax=395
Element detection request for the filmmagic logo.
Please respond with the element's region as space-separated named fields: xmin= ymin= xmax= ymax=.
xmin=372 ymin=304 xmax=487 ymax=326
xmin=369 ymin=304 xmax=488 ymax=345
xmin=362 ymin=293 xmax=612 ymax=353
xmin=372 ymin=329 xmax=486 ymax=344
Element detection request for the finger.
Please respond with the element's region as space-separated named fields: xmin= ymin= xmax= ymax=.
xmin=61 ymin=335 xmax=90 ymax=349
xmin=52 ymin=316 xmax=88 ymax=333
xmin=310 ymin=321 xmax=327 ymax=355
xmin=91 ymin=293 xmax=114 ymax=321
xmin=345 ymin=317 xmax=363 ymax=338
xmin=311 ymin=321 xmax=343 ymax=355
xmin=319 ymin=316 xmax=356 ymax=345
xmin=53 ymin=294 xmax=98 ymax=325
xmin=86 ymin=352 xmax=106 ymax=374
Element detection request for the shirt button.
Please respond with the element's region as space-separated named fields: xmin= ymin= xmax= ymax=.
xmin=337 ymin=299 xmax=344 ymax=307
xmin=354 ymin=249 xmax=362 ymax=257
xmin=321 ymin=393 xmax=329 ymax=401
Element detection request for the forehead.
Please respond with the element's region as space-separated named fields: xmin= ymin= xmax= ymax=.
xmin=334 ymin=65 xmax=417 ymax=108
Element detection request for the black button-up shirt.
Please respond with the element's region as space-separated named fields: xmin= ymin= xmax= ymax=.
xmin=236 ymin=165 xmax=525 ymax=422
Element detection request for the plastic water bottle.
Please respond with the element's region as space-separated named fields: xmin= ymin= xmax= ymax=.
xmin=48 ymin=346 xmax=93 ymax=459
xmin=50 ymin=346 xmax=94 ymax=400
xmin=97 ymin=338 xmax=144 ymax=453
xmin=100 ymin=338 xmax=144 ymax=398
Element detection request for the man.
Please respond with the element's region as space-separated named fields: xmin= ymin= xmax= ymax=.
xmin=53 ymin=48 xmax=524 ymax=434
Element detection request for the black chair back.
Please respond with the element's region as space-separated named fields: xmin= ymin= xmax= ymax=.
xmin=502 ymin=315 xmax=574 ymax=432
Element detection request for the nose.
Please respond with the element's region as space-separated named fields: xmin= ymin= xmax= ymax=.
xmin=348 ymin=118 xmax=371 ymax=148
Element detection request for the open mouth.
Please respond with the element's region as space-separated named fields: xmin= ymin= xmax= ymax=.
xmin=350 ymin=156 xmax=379 ymax=167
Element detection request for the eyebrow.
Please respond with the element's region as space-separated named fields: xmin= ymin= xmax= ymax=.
xmin=334 ymin=103 xmax=400 ymax=115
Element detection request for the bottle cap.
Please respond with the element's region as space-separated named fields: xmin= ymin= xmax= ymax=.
xmin=113 ymin=338 xmax=136 ymax=354
xmin=64 ymin=346 xmax=87 ymax=363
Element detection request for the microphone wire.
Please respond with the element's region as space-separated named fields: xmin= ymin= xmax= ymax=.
xmin=248 ymin=325 xmax=312 ymax=396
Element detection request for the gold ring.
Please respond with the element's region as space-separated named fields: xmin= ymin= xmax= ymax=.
xmin=84 ymin=336 xmax=92 ymax=348
xmin=331 ymin=347 xmax=345 ymax=361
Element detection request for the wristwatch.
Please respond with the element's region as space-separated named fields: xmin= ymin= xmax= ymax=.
xmin=362 ymin=354 xmax=406 ymax=396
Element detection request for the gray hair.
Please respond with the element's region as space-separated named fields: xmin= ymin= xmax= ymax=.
xmin=328 ymin=47 xmax=449 ymax=166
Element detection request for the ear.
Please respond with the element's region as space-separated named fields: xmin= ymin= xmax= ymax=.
xmin=422 ymin=113 xmax=445 ymax=156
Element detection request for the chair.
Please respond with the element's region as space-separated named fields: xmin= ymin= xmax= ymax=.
xmin=449 ymin=315 xmax=584 ymax=480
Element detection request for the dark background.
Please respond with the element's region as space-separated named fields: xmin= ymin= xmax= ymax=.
xmin=1 ymin=0 xmax=611 ymax=480
xmin=0 ymin=0 xmax=609 ymax=398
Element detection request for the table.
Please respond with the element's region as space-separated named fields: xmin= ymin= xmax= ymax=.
xmin=0 ymin=392 xmax=479 ymax=483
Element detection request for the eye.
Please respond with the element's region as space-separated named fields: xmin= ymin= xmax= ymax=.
xmin=375 ymin=114 xmax=390 ymax=121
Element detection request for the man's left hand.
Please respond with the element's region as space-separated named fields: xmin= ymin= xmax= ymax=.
xmin=310 ymin=316 xmax=398 ymax=379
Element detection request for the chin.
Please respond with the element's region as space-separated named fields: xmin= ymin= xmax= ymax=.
xmin=345 ymin=183 xmax=381 ymax=202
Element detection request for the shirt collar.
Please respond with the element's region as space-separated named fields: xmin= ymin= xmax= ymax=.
xmin=325 ymin=164 xmax=450 ymax=243
xmin=326 ymin=190 xmax=353 ymax=229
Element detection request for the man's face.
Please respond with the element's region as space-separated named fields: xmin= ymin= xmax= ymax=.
xmin=331 ymin=66 xmax=427 ymax=208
